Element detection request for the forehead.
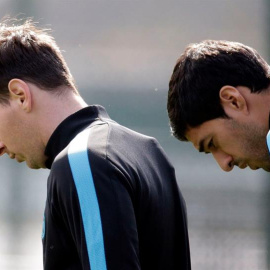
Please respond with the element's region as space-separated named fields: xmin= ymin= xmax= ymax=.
xmin=185 ymin=125 xmax=205 ymax=150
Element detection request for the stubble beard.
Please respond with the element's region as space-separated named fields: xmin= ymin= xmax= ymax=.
xmin=229 ymin=119 xmax=270 ymax=171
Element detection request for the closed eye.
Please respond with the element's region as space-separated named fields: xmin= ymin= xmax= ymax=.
xmin=203 ymin=139 xmax=215 ymax=154
xmin=208 ymin=138 xmax=215 ymax=150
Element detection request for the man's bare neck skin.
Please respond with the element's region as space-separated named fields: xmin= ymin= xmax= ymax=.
xmin=31 ymin=84 xmax=88 ymax=148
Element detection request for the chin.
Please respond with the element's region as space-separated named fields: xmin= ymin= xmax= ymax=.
xmin=26 ymin=161 xmax=42 ymax=169
xmin=248 ymin=165 xmax=259 ymax=170
xmin=262 ymin=161 xmax=270 ymax=172
xmin=25 ymin=156 xmax=47 ymax=169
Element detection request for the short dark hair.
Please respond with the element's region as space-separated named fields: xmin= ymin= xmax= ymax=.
xmin=0 ymin=18 xmax=77 ymax=104
xmin=167 ymin=40 xmax=270 ymax=141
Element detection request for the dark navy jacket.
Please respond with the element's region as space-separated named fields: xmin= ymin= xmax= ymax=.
xmin=43 ymin=105 xmax=191 ymax=270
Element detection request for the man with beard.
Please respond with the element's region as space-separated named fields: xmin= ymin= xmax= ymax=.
xmin=167 ymin=40 xmax=270 ymax=172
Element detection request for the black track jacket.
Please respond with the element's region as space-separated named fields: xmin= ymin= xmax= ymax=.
xmin=43 ymin=105 xmax=191 ymax=270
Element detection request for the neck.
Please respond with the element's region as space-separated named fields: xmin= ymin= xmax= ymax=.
xmin=32 ymin=87 xmax=88 ymax=148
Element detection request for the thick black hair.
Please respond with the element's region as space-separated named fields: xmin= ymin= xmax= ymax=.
xmin=167 ymin=40 xmax=270 ymax=141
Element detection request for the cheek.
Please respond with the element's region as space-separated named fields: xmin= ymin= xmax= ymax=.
xmin=228 ymin=136 xmax=254 ymax=159
xmin=0 ymin=131 xmax=15 ymax=149
xmin=218 ymin=135 xmax=242 ymax=155
xmin=3 ymin=124 xmax=23 ymax=147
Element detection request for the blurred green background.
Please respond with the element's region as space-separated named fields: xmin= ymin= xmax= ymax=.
xmin=0 ymin=1 xmax=269 ymax=269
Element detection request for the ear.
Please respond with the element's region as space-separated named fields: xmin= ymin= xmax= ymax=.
xmin=8 ymin=79 xmax=32 ymax=112
xmin=219 ymin=85 xmax=249 ymax=116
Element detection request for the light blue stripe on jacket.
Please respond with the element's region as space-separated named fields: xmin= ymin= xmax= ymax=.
xmin=68 ymin=128 xmax=107 ymax=270
xmin=267 ymin=130 xmax=270 ymax=153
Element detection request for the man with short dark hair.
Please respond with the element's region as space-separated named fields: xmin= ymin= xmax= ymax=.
xmin=0 ymin=20 xmax=191 ymax=269
xmin=167 ymin=40 xmax=270 ymax=172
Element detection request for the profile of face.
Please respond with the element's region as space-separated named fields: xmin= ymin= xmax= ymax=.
xmin=186 ymin=118 xmax=270 ymax=172
xmin=185 ymin=86 xmax=270 ymax=172
xmin=0 ymin=79 xmax=47 ymax=169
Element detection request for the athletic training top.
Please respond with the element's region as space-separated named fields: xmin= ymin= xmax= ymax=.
xmin=43 ymin=105 xmax=191 ymax=270
xmin=267 ymin=113 xmax=270 ymax=154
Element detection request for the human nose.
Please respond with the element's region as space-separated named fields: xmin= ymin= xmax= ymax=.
xmin=212 ymin=149 xmax=234 ymax=172
xmin=0 ymin=142 xmax=6 ymax=156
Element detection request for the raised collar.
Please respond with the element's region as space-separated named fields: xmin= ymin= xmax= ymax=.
xmin=44 ymin=105 xmax=111 ymax=169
